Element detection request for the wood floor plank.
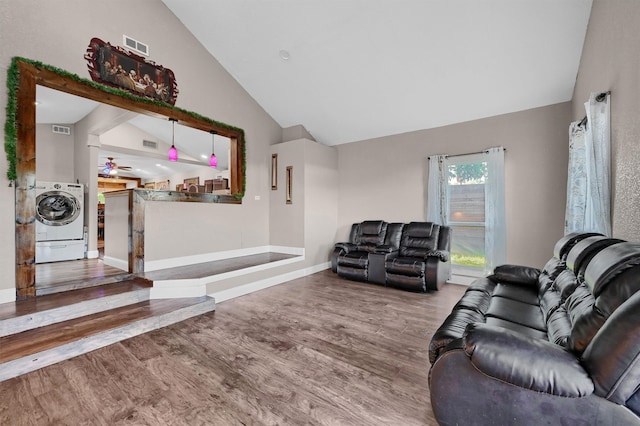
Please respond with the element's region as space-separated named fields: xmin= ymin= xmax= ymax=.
xmin=0 ymin=270 xmax=466 ymax=425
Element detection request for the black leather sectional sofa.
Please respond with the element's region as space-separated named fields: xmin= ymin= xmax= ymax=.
xmin=428 ymin=233 xmax=640 ymax=425
xmin=331 ymin=220 xmax=451 ymax=292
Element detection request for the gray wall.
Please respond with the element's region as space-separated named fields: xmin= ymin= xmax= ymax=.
xmin=337 ymin=102 xmax=572 ymax=269
xmin=572 ymin=0 xmax=640 ymax=241
xmin=269 ymin=138 xmax=339 ymax=266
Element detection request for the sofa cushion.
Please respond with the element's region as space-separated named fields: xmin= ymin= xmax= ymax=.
xmin=539 ymin=289 xmax=563 ymax=322
xmin=486 ymin=297 xmax=547 ymax=332
xmin=552 ymin=269 xmax=580 ymax=302
xmin=398 ymin=222 xmax=440 ymax=258
xmin=357 ymin=220 xmax=387 ymax=247
xmin=484 ymin=317 xmax=548 ymax=340
xmin=581 ymin=290 xmax=640 ymax=406
xmin=337 ymin=252 xmax=369 ymax=268
xmin=466 ymin=277 xmax=497 ymax=295
xmin=385 ymin=257 xmax=425 ymax=276
xmin=406 ymin=221 xmax=433 ymax=237
xmin=429 ymin=308 xmax=486 ymax=363
xmin=464 ymin=323 xmax=594 ymax=397
xmin=546 ymin=306 xmax=572 ymax=346
xmin=453 ymin=290 xmax=492 ymax=314
xmin=537 ymin=257 xmax=567 ymax=296
xmin=492 ymin=283 xmax=539 ymax=305
xmin=490 ymin=264 xmax=539 ymax=287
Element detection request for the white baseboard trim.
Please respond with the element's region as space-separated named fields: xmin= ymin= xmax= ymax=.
xmin=211 ymin=261 xmax=330 ymax=303
xmin=0 ymin=288 xmax=16 ymax=304
xmin=86 ymin=250 xmax=99 ymax=259
xmin=103 ymin=256 xmax=128 ymax=271
xmin=144 ymin=245 xmax=304 ymax=272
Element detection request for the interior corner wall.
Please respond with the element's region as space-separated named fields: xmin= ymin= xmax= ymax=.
xmin=572 ymin=0 xmax=640 ymax=242
xmin=303 ymin=141 xmax=338 ymax=266
xmin=269 ymin=141 xmax=305 ymax=249
xmin=337 ymin=102 xmax=572 ymax=269
xmin=270 ymin=139 xmax=338 ymax=267
xmin=0 ymin=0 xmax=282 ymax=294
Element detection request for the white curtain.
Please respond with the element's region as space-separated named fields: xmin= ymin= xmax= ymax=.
xmin=565 ymin=92 xmax=611 ymax=236
xmin=484 ymin=147 xmax=506 ymax=273
xmin=427 ymin=149 xmax=505 ymax=275
xmin=426 ymin=154 xmax=447 ymax=225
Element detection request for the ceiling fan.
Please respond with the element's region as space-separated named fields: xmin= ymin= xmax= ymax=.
xmin=99 ymin=157 xmax=132 ymax=175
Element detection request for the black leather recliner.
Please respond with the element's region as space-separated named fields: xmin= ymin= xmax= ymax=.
xmin=428 ymin=234 xmax=640 ymax=425
xmin=332 ymin=220 xmax=389 ymax=282
xmin=332 ymin=221 xmax=451 ymax=291
xmin=384 ymin=222 xmax=451 ymax=292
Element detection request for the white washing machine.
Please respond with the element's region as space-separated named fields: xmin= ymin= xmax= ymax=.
xmin=35 ymin=181 xmax=85 ymax=263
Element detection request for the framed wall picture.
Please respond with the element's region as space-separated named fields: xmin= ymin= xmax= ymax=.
xmin=286 ymin=166 xmax=293 ymax=204
xmin=184 ymin=177 xmax=199 ymax=186
xmin=271 ymin=154 xmax=278 ymax=190
xmin=155 ymin=180 xmax=170 ymax=190
xmin=85 ymin=37 xmax=178 ymax=105
xmin=144 ymin=182 xmax=154 ymax=189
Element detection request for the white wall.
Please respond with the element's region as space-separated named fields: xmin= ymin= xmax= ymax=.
xmin=337 ymin=103 xmax=572 ymax=269
xmin=36 ymin=124 xmax=75 ymax=183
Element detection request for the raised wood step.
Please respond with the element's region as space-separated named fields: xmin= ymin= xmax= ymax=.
xmin=36 ymin=272 xmax=145 ymax=296
xmin=0 ymin=296 xmax=215 ymax=382
xmin=0 ymin=279 xmax=153 ymax=337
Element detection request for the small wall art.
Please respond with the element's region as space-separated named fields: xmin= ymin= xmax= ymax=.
xmin=271 ymin=154 xmax=278 ymax=190
xmin=286 ymin=166 xmax=293 ymax=204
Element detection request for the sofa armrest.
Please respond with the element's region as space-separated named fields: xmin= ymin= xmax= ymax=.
xmin=335 ymin=242 xmax=356 ymax=252
xmin=426 ymin=249 xmax=450 ymax=262
xmin=489 ymin=264 xmax=540 ymax=287
xmin=374 ymin=244 xmax=397 ymax=254
xmin=464 ymin=323 xmax=594 ymax=397
xmin=331 ymin=243 xmax=356 ymax=273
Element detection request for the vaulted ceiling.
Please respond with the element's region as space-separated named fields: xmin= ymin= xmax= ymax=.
xmin=162 ymin=0 xmax=593 ymax=146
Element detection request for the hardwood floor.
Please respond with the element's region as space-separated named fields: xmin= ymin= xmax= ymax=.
xmin=36 ymin=258 xmax=129 ymax=295
xmin=0 ymin=270 xmax=466 ymax=425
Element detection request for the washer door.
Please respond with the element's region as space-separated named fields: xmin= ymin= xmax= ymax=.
xmin=36 ymin=191 xmax=81 ymax=226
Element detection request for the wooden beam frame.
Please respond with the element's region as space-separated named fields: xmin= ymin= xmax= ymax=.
xmin=12 ymin=59 xmax=245 ymax=299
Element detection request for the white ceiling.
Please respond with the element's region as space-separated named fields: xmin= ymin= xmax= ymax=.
xmin=162 ymin=0 xmax=593 ymax=146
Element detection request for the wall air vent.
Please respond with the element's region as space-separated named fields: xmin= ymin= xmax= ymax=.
xmin=142 ymin=139 xmax=158 ymax=149
xmin=52 ymin=125 xmax=71 ymax=135
xmin=123 ymin=35 xmax=149 ymax=56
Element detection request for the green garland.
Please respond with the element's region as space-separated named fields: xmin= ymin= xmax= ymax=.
xmin=4 ymin=57 xmax=246 ymax=199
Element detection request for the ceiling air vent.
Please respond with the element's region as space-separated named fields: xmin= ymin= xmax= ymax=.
xmin=123 ymin=35 xmax=149 ymax=56
xmin=52 ymin=125 xmax=71 ymax=135
xmin=142 ymin=139 xmax=158 ymax=149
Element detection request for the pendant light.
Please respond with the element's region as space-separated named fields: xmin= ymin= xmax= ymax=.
xmin=209 ymin=130 xmax=217 ymax=168
xmin=168 ymin=118 xmax=178 ymax=161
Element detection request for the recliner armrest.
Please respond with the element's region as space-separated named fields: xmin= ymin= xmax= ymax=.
xmin=464 ymin=323 xmax=594 ymax=397
xmin=334 ymin=242 xmax=356 ymax=252
xmin=489 ymin=264 xmax=540 ymax=287
xmin=374 ymin=245 xmax=398 ymax=254
xmin=426 ymin=249 xmax=449 ymax=262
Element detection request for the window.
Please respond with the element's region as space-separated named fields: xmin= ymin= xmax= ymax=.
xmin=427 ymin=147 xmax=505 ymax=277
xmin=445 ymin=156 xmax=487 ymax=275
